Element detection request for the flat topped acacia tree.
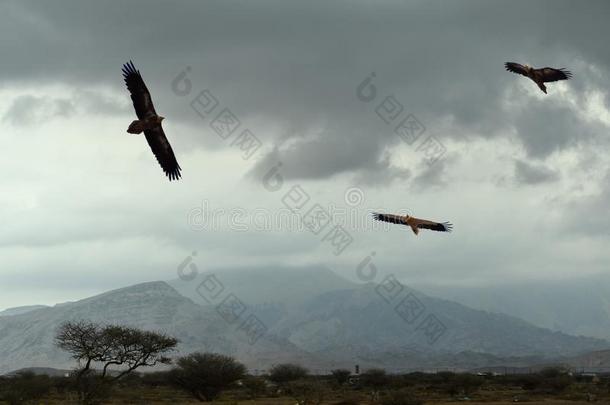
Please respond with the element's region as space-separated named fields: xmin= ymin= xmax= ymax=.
xmin=55 ymin=320 xmax=177 ymax=403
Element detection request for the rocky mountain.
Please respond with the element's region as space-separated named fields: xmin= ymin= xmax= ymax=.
xmin=414 ymin=274 xmax=610 ymax=341
xmin=0 ymin=305 xmax=49 ymax=317
xmin=0 ymin=282 xmax=312 ymax=375
xmin=1 ymin=270 xmax=608 ymax=374
xmin=268 ymin=284 xmax=609 ymax=370
xmin=168 ymin=264 xmax=356 ymax=307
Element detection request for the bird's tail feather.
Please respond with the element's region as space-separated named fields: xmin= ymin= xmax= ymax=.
xmin=127 ymin=120 xmax=144 ymax=134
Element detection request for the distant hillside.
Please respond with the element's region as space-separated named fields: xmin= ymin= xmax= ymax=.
xmin=415 ymin=274 xmax=610 ymax=340
xmin=0 ymin=282 xmax=311 ymax=375
xmin=565 ymin=349 xmax=610 ymax=370
xmin=1 ymin=272 xmax=608 ymax=374
xmin=0 ymin=305 xmax=48 ymax=317
xmin=4 ymin=367 xmax=71 ymax=377
xmin=168 ymin=264 xmax=356 ymax=306
xmin=269 ymin=283 xmax=609 ymax=370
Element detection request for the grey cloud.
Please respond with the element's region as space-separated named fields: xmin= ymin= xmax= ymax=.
xmin=0 ymin=0 xmax=608 ymax=179
xmin=2 ymin=0 xmax=610 ymax=309
xmin=563 ymin=170 xmax=610 ymax=237
xmin=3 ymin=95 xmax=75 ymax=126
xmin=412 ymin=156 xmax=453 ymax=190
xmin=2 ymin=90 xmax=128 ymax=127
xmin=352 ymin=152 xmax=411 ymax=187
xmin=513 ymin=159 xmax=560 ymax=185
xmin=72 ymin=90 xmax=129 ymax=116
xmin=512 ymin=102 xmax=600 ymax=158
xmin=248 ymin=124 xmax=407 ymax=184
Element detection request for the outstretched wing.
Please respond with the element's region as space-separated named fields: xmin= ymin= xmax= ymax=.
xmin=411 ymin=217 xmax=453 ymax=232
xmin=372 ymin=212 xmax=408 ymax=225
xmin=538 ymin=67 xmax=572 ymax=82
xmin=122 ymin=61 xmax=157 ymax=120
xmin=504 ymin=62 xmax=528 ymax=77
xmin=144 ymin=126 xmax=182 ymax=181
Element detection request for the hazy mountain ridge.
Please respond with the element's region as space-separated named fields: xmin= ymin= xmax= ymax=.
xmin=0 ymin=305 xmax=49 ymax=317
xmin=0 ymin=281 xmax=311 ymax=374
xmin=168 ymin=265 xmax=357 ymax=307
xmin=1 ymin=270 xmax=609 ymax=374
xmin=414 ymin=274 xmax=610 ymax=340
xmin=271 ymin=284 xmax=608 ymax=360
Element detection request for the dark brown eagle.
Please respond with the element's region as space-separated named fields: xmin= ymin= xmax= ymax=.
xmin=504 ymin=62 xmax=572 ymax=94
xmin=122 ymin=61 xmax=181 ymax=181
xmin=373 ymin=212 xmax=452 ymax=236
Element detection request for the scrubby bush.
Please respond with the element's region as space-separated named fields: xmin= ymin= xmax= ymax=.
xmin=436 ymin=371 xmax=456 ymax=384
xmin=381 ymin=389 xmax=423 ymax=405
xmin=540 ymin=367 xmax=564 ymax=379
xmin=546 ymin=374 xmax=573 ymax=393
xmin=241 ymin=375 xmax=267 ymax=399
xmin=332 ymin=398 xmax=360 ymax=405
xmin=286 ymin=379 xmax=326 ymax=405
xmin=331 ymin=369 xmax=352 ymax=385
xmin=169 ymin=352 xmax=246 ymax=401
xmin=140 ymin=371 xmax=172 ymax=387
xmin=268 ymin=363 xmax=309 ymax=384
xmin=516 ymin=374 xmax=544 ymax=391
xmin=360 ymin=368 xmax=390 ymax=389
xmin=0 ymin=372 xmax=53 ymax=405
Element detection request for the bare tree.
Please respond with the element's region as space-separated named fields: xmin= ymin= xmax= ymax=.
xmin=55 ymin=320 xmax=177 ymax=403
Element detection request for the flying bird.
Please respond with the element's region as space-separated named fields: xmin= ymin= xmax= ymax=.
xmin=372 ymin=212 xmax=452 ymax=236
xmin=504 ymin=62 xmax=572 ymax=94
xmin=122 ymin=61 xmax=182 ymax=181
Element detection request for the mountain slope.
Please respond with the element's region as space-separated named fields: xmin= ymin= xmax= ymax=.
xmin=169 ymin=265 xmax=356 ymax=307
xmin=2 ymin=275 xmax=608 ymax=374
xmin=0 ymin=305 xmax=49 ymax=317
xmin=0 ymin=282 xmax=309 ymax=374
xmin=415 ymin=274 xmax=610 ymax=340
xmin=270 ymin=283 xmax=609 ymax=368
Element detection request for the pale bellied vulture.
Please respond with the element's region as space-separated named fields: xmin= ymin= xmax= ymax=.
xmin=505 ymin=62 xmax=572 ymax=94
xmin=373 ymin=212 xmax=453 ymax=236
xmin=122 ymin=61 xmax=182 ymax=181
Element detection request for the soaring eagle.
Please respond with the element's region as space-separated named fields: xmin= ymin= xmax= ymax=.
xmin=372 ymin=212 xmax=452 ymax=235
xmin=122 ymin=61 xmax=182 ymax=181
xmin=504 ymin=62 xmax=572 ymax=94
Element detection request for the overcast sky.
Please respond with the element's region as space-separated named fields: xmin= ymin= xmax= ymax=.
xmin=1 ymin=0 xmax=609 ymax=311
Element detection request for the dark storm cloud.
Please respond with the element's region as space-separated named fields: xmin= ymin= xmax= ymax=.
xmin=2 ymin=0 xmax=610 ymax=311
xmin=1 ymin=0 xmax=608 ymax=181
xmin=352 ymin=152 xmax=412 ymax=187
xmin=512 ymin=102 xmax=603 ymax=158
xmin=513 ymin=159 xmax=560 ymax=185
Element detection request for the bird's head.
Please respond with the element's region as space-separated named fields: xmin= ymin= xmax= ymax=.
xmin=524 ymin=64 xmax=532 ymax=71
